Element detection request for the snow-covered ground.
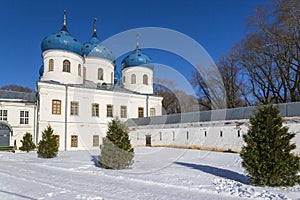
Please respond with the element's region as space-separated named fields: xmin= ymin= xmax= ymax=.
xmin=0 ymin=147 xmax=299 ymax=200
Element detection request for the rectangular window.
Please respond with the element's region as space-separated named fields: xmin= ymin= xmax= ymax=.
xmin=71 ymin=135 xmax=78 ymax=147
xmin=92 ymin=103 xmax=99 ymax=117
xmin=138 ymin=107 xmax=144 ymax=118
xmin=0 ymin=110 xmax=8 ymax=121
xmin=93 ymin=135 xmax=99 ymax=147
xmin=160 ymin=132 xmax=162 ymax=141
xmin=150 ymin=108 xmax=156 ymax=116
xmin=107 ymin=104 xmax=113 ymax=117
xmin=20 ymin=111 xmax=29 ymax=124
xmin=120 ymin=106 xmax=127 ymax=118
xmin=70 ymin=101 xmax=79 ymax=116
xmin=78 ymin=64 xmax=81 ymax=76
xmin=237 ymin=130 xmax=241 ymax=137
xmin=173 ymin=131 xmax=175 ymax=141
xmin=52 ymin=100 xmax=61 ymax=115
xmin=54 ymin=135 xmax=60 ymax=147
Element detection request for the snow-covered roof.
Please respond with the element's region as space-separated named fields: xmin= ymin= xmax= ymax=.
xmin=0 ymin=90 xmax=36 ymax=103
xmin=126 ymin=102 xmax=300 ymax=126
xmin=39 ymin=80 xmax=160 ymax=97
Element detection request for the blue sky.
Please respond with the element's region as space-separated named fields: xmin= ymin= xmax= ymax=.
xmin=0 ymin=0 xmax=271 ymax=91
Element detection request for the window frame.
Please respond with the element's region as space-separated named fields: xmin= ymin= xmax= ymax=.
xmin=131 ymin=74 xmax=136 ymax=84
xmin=150 ymin=108 xmax=156 ymax=116
xmin=70 ymin=101 xmax=79 ymax=116
xmin=62 ymin=60 xmax=71 ymax=72
xmin=78 ymin=64 xmax=81 ymax=76
xmin=93 ymin=135 xmax=99 ymax=147
xmin=106 ymin=104 xmax=113 ymax=117
xmin=98 ymin=68 xmax=104 ymax=80
xmin=52 ymin=99 xmax=62 ymax=115
xmin=0 ymin=110 xmax=8 ymax=121
xmin=92 ymin=103 xmax=100 ymax=117
xmin=138 ymin=107 xmax=144 ymax=118
xmin=20 ymin=110 xmax=29 ymax=125
xmin=48 ymin=59 xmax=54 ymax=71
xmin=143 ymin=74 xmax=148 ymax=85
xmin=71 ymin=135 xmax=78 ymax=147
xmin=120 ymin=105 xmax=127 ymax=118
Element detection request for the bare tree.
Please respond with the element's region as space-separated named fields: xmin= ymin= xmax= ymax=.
xmin=154 ymin=78 xmax=181 ymax=114
xmin=237 ymin=0 xmax=300 ymax=104
xmin=0 ymin=84 xmax=33 ymax=93
xmin=154 ymin=78 xmax=199 ymax=114
xmin=218 ymin=49 xmax=251 ymax=107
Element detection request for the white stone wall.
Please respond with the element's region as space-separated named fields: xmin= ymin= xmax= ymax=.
xmin=122 ymin=66 xmax=153 ymax=94
xmin=37 ymin=81 xmax=162 ymax=150
xmin=0 ymin=101 xmax=36 ymax=148
xmin=41 ymin=50 xmax=84 ymax=84
xmin=128 ymin=118 xmax=300 ymax=155
xmin=84 ymin=57 xmax=115 ymax=85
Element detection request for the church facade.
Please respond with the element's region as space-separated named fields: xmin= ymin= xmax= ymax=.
xmin=0 ymin=13 xmax=162 ymax=150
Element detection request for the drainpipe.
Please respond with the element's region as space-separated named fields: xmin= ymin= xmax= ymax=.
xmin=36 ymin=87 xmax=40 ymax=145
xmin=146 ymin=95 xmax=149 ymax=117
xmin=64 ymin=85 xmax=68 ymax=151
xmin=33 ymin=100 xmax=36 ymax=145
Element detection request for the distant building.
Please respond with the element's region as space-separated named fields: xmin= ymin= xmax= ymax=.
xmin=127 ymin=102 xmax=300 ymax=155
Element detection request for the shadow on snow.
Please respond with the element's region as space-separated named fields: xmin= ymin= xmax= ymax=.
xmin=91 ymin=155 xmax=101 ymax=168
xmin=0 ymin=189 xmax=36 ymax=200
xmin=174 ymin=162 xmax=249 ymax=184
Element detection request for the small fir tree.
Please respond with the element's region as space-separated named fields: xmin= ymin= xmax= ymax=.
xmin=37 ymin=125 xmax=58 ymax=158
xmin=241 ymin=105 xmax=300 ymax=186
xmin=99 ymin=118 xmax=134 ymax=169
xmin=19 ymin=132 xmax=36 ymax=152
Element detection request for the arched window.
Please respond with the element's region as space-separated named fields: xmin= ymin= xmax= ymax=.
xmin=78 ymin=64 xmax=81 ymax=76
xmin=131 ymin=74 xmax=136 ymax=84
xmin=111 ymin=72 xmax=114 ymax=84
xmin=62 ymin=60 xmax=71 ymax=72
xmin=98 ymin=68 xmax=103 ymax=80
xmin=123 ymin=76 xmax=126 ymax=84
xmin=143 ymin=74 xmax=148 ymax=85
xmin=48 ymin=59 xmax=54 ymax=71
xmin=83 ymin=67 xmax=86 ymax=80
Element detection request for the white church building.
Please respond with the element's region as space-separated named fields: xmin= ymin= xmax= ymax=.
xmin=0 ymin=13 xmax=162 ymax=151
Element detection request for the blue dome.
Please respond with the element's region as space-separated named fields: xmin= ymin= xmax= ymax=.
xmin=121 ymin=48 xmax=154 ymax=69
xmin=83 ymin=33 xmax=115 ymax=61
xmin=41 ymin=27 xmax=84 ymax=56
xmin=39 ymin=64 xmax=44 ymax=77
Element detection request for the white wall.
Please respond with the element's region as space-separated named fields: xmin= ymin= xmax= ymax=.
xmin=122 ymin=66 xmax=153 ymax=94
xmin=0 ymin=101 xmax=36 ymax=148
xmin=37 ymin=81 xmax=162 ymax=150
xmin=41 ymin=50 xmax=84 ymax=84
xmin=84 ymin=57 xmax=115 ymax=85
xmin=128 ymin=118 xmax=300 ymax=155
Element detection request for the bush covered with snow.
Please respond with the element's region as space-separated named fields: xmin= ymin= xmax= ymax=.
xmin=99 ymin=118 xmax=134 ymax=169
